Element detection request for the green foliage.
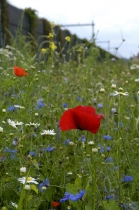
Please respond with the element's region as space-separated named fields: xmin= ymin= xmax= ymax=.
xmin=24 ymin=8 xmax=38 ymax=37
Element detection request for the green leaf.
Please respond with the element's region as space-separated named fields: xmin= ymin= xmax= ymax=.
xmin=85 ymin=205 xmax=92 ymax=210
xmin=30 ymin=184 xmax=38 ymax=194
xmin=103 ymin=200 xmax=120 ymax=210
xmin=32 ymin=159 xmax=39 ymax=170
xmin=66 ymin=183 xmax=77 ymax=194
xmin=28 ymin=194 xmax=33 ymax=201
xmin=75 ymin=177 xmax=82 ymax=188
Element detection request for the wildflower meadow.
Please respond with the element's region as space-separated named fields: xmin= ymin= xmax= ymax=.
xmin=0 ymin=23 xmax=139 ymax=210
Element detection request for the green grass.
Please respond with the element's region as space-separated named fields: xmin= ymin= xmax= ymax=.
xmin=0 ymin=29 xmax=139 ymax=210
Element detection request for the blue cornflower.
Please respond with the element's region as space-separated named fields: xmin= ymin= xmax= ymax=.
xmin=60 ymin=192 xmax=70 ymax=202
xmin=42 ymin=70 xmax=46 ymax=73
xmin=76 ymin=190 xmax=85 ymax=200
xmin=97 ymin=103 xmax=103 ymax=108
xmin=98 ymin=143 xmax=105 ymax=153
xmin=28 ymin=151 xmax=36 ymax=157
xmin=12 ymin=138 xmax=18 ymax=146
xmin=106 ymin=146 xmax=111 ymax=151
xmin=79 ymin=135 xmax=86 ymax=142
xmin=36 ymin=100 xmax=44 ymax=109
xmin=63 ymin=139 xmax=70 ymax=146
xmin=60 ymin=190 xmax=85 ymax=202
xmin=121 ymin=175 xmax=133 ymax=183
xmin=106 ymin=195 xmax=112 ymax=200
xmin=105 ymin=157 xmax=113 ymax=163
xmin=39 ymin=178 xmax=50 ymax=192
xmin=8 ymin=106 xmax=16 ymax=111
xmin=4 ymin=147 xmax=17 ymax=159
xmin=76 ymin=96 xmax=83 ymax=101
xmin=119 ymin=202 xmax=136 ymax=210
xmin=41 ymin=145 xmax=55 ymax=152
xmin=103 ymin=135 xmax=112 ymax=140
xmin=62 ymin=103 xmax=68 ymax=108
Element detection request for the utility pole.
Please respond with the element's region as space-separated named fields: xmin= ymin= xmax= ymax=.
xmin=61 ymin=21 xmax=95 ymax=43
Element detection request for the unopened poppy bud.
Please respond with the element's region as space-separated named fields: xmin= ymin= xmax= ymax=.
xmin=132 ymin=91 xmax=138 ymax=104
xmin=99 ymin=88 xmax=105 ymax=93
xmin=113 ymin=112 xmax=118 ymax=125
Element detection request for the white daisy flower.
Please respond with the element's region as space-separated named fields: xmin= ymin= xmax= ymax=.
xmin=88 ymin=141 xmax=94 ymax=145
xmin=7 ymin=119 xmax=24 ymax=129
xmin=7 ymin=119 xmax=17 ymax=129
xmin=0 ymin=126 xmax=3 ymax=132
xmin=11 ymin=202 xmax=18 ymax=208
xmin=92 ymin=148 xmax=98 ymax=152
xmin=14 ymin=105 xmax=25 ymax=109
xmin=40 ymin=129 xmax=56 ymax=135
xmin=18 ymin=177 xmax=39 ymax=184
xmin=110 ymin=91 xmax=129 ymax=96
xmin=25 ymin=122 xmax=40 ymax=128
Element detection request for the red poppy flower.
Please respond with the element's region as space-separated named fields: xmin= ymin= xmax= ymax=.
xmin=13 ymin=66 xmax=28 ymax=77
xmin=52 ymin=201 xmax=60 ymax=207
xmin=59 ymin=106 xmax=104 ymax=134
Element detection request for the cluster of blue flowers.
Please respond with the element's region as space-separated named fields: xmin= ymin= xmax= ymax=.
xmin=102 ymin=135 xmax=112 ymax=140
xmin=60 ymin=190 xmax=85 ymax=202
xmin=4 ymin=147 xmax=17 ymax=159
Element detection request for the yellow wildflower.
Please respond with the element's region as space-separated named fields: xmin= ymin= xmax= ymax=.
xmin=50 ymin=42 xmax=57 ymax=51
xmin=47 ymin=33 xmax=54 ymax=38
xmin=41 ymin=48 xmax=47 ymax=54
xmin=65 ymin=36 xmax=70 ymax=42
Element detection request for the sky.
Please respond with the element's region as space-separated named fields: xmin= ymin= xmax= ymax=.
xmin=8 ymin=0 xmax=139 ymax=59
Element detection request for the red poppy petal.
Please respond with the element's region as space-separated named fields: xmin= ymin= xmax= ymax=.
xmin=59 ymin=106 xmax=104 ymax=134
xmin=74 ymin=105 xmax=96 ymax=115
xmin=52 ymin=201 xmax=60 ymax=207
xmin=59 ymin=109 xmax=77 ymax=131
xmin=73 ymin=110 xmax=101 ymax=134
xmin=14 ymin=66 xmax=28 ymax=77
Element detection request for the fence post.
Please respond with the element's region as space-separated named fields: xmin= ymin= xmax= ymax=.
xmin=0 ymin=0 xmax=4 ymax=47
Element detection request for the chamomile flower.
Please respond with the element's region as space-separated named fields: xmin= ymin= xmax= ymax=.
xmin=40 ymin=129 xmax=56 ymax=135
xmin=25 ymin=122 xmax=40 ymax=128
xmin=14 ymin=105 xmax=25 ymax=109
xmin=7 ymin=119 xmax=23 ymax=129
xmin=18 ymin=176 xmax=39 ymax=184
xmin=110 ymin=91 xmax=129 ymax=96
xmin=10 ymin=202 xmax=18 ymax=208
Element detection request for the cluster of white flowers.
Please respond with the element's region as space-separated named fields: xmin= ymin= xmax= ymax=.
xmin=130 ymin=64 xmax=139 ymax=70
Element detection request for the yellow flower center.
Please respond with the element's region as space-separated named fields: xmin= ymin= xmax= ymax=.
xmin=27 ymin=177 xmax=32 ymax=181
xmin=119 ymin=92 xmax=123 ymax=95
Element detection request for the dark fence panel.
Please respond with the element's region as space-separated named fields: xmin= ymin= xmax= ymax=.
xmin=8 ymin=4 xmax=29 ymax=37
